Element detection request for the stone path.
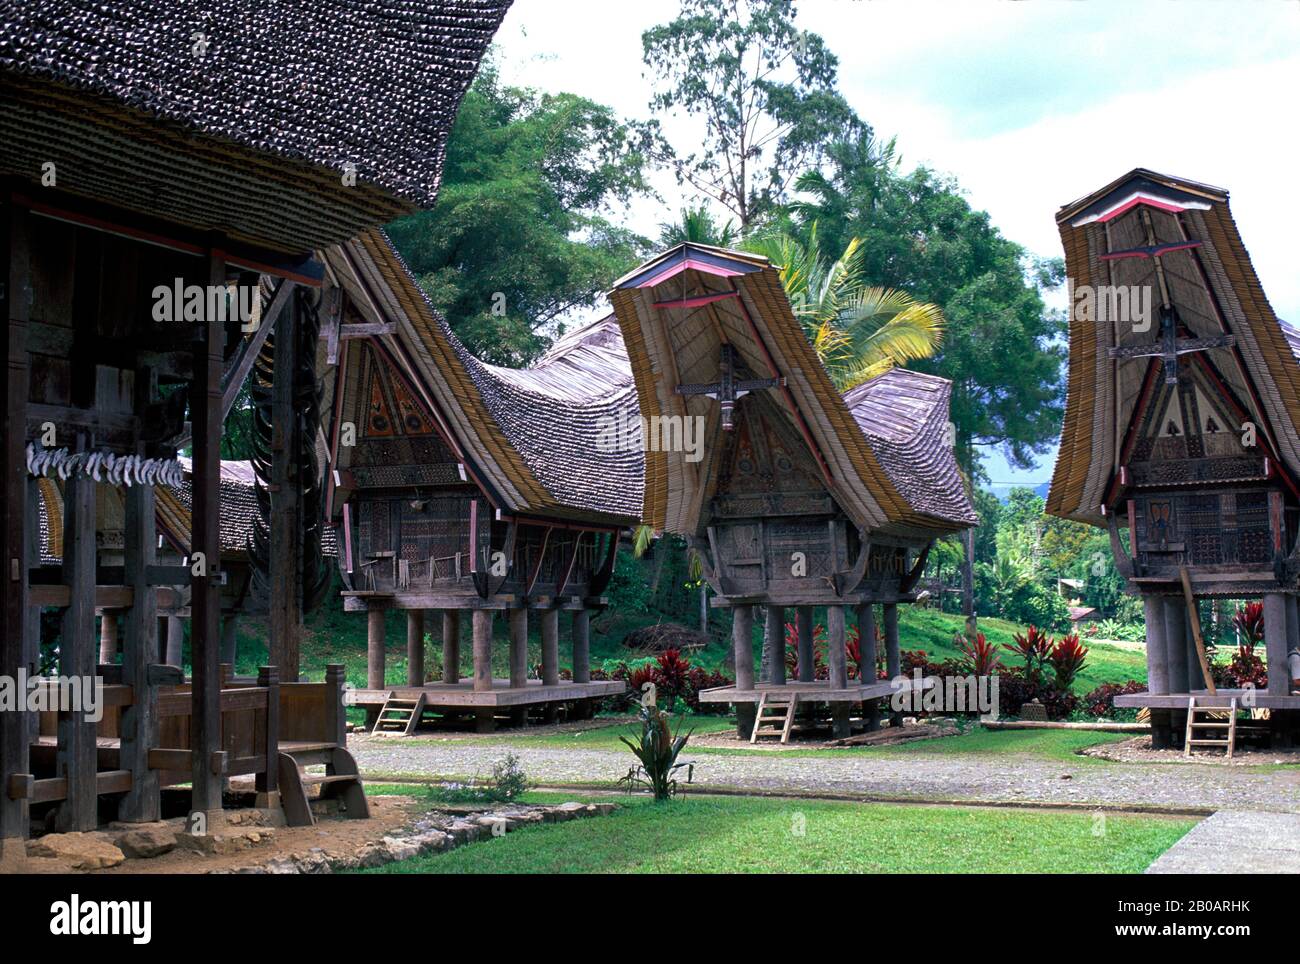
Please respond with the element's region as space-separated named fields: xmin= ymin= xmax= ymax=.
xmin=1145 ymin=811 xmax=1300 ymax=873
xmin=350 ymin=737 xmax=1300 ymax=814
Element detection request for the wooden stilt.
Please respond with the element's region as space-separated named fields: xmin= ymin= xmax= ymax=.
xmin=472 ymin=609 xmax=493 ymax=692
xmin=733 ymin=604 xmax=756 ymax=738
xmin=1 ymin=200 xmax=33 ymax=848
xmin=540 ymin=608 xmax=559 ymax=686
xmin=572 ymin=609 xmax=591 ymax=684
xmin=1143 ymin=594 xmax=1168 ymax=694
xmin=255 ymin=665 xmax=280 ymax=806
xmin=55 ymin=470 xmax=97 ymax=832
xmin=442 ymin=610 xmax=460 ymax=683
xmin=219 ymin=613 xmax=239 ymax=668
xmin=406 ymin=609 xmax=425 ymax=687
xmin=1263 ymin=592 xmax=1289 ymax=696
xmin=884 ymin=602 xmax=901 ymax=727
xmin=269 ymin=288 xmax=302 ymax=680
xmin=795 ymin=606 xmax=814 ymax=682
xmin=366 ymin=608 xmax=386 ymax=689
xmin=324 ymin=664 xmax=347 ymax=747
xmin=165 ymin=616 xmax=184 ymax=667
xmin=826 ymin=605 xmax=848 ymax=689
xmin=98 ymin=612 xmax=119 ymax=665
xmin=1163 ymin=597 xmax=1188 ymax=748
xmin=509 ymin=607 xmax=528 ymax=688
xmin=858 ymin=603 xmax=880 ymax=730
xmin=118 ymin=479 xmax=159 ymax=823
xmin=762 ymin=605 xmax=785 ymax=685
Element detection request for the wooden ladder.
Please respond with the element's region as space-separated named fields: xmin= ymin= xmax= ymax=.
xmin=1185 ymin=696 xmax=1238 ymax=759
xmin=751 ymin=691 xmax=798 ymax=744
xmin=278 ymin=745 xmax=371 ymax=827
xmin=372 ymin=691 xmax=426 ymax=736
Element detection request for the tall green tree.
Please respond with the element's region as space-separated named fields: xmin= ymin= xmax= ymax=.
xmin=387 ymin=63 xmax=653 ymax=365
xmin=642 ymin=0 xmax=862 ymax=232
xmin=791 ymin=157 xmax=1067 ymax=479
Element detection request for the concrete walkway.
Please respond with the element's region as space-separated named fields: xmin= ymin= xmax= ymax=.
xmin=1145 ymin=810 xmax=1300 ymax=873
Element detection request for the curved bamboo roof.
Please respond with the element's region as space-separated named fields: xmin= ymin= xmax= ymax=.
xmin=1047 ymin=168 xmax=1299 ymax=525
xmin=323 ymin=230 xmax=643 ymax=526
xmin=609 ymin=242 xmax=975 ymax=539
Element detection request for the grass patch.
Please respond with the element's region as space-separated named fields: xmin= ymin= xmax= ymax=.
xmin=358 ymin=794 xmax=1194 ymax=874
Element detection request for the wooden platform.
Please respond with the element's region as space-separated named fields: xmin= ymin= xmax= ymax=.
xmin=346 ymin=678 xmax=626 ymax=710
xmin=697 ymin=677 xmax=929 ymax=705
xmin=1114 ymin=689 xmax=1300 ymax=710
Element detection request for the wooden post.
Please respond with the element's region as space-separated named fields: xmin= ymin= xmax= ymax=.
xmin=189 ymin=246 xmax=226 ymax=818
xmin=884 ymin=602 xmax=902 ymax=727
xmin=508 ymin=607 xmax=528 ymax=688
xmin=1143 ymin=595 xmax=1169 ymax=694
xmin=1164 ymin=597 xmax=1189 ymax=694
xmin=442 ymin=610 xmax=461 ymax=684
xmin=219 ymin=614 xmax=239 ymax=669
xmin=55 ymin=470 xmax=97 ymax=832
xmin=732 ymin=604 xmax=756 ymax=738
xmin=164 ymin=616 xmax=184 ymax=667
xmin=572 ymin=609 xmax=591 ymax=684
xmin=98 ymin=612 xmax=119 ymax=665
xmin=406 ymin=609 xmax=425 ymax=687
xmin=1288 ymin=596 xmax=1300 ymax=677
xmin=762 ymin=605 xmax=785 ymax=685
xmin=540 ymin=608 xmax=560 ymax=686
xmin=857 ymin=603 xmax=880 ymax=730
xmin=366 ymin=608 xmax=386 ymax=689
xmin=472 ymin=609 xmax=493 ymax=692
xmin=118 ymin=474 xmax=159 ymax=823
xmin=826 ymin=605 xmax=848 ymax=689
xmin=269 ymin=289 xmax=302 ymax=680
xmin=1 ymin=199 xmax=32 ymax=851
xmin=255 ymin=665 xmax=279 ymax=806
xmin=1264 ymin=592 xmax=1289 ymax=696
xmin=796 ymin=606 xmax=815 ymax=682
xmin=324 ymin=664 xmax=347 ymax=747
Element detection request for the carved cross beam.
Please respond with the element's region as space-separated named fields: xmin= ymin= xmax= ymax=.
xmin=676 ymin=344 xmax=785 ymax=430
xmin=1107 ymin=306 xmax=1234 ymax=384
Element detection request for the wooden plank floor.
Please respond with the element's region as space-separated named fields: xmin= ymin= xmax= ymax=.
xmin=1114 ymin=689 xmax=1300 ymax=709
xmin=697 ymin=678 xmax=929 ymax=705
xmin=346 ymin=679 xmax=626 ymax=709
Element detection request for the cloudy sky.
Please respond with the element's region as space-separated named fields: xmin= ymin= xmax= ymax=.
xmin=493 ymin=0 xmax=1300 ymax=488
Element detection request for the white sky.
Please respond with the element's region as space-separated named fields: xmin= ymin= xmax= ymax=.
xmin=493 ymin=0 xmax=1300 ymax=486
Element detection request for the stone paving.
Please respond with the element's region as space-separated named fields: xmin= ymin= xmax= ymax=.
xmin=350 ymin=735 xmax=1300 ymax=814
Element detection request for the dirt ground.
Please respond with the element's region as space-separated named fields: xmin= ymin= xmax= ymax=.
xmin=1081 ymin=735 xmax=1300 ymax=767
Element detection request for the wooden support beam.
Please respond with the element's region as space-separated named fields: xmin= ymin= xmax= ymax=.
xmin=324 ymin=664 xmax=347 ymax=747
xmin=762 ymin=605 xmax=785 ymax=685
xmin=118 ymin=481 xmax=159 ymax=823
xmin=508 ymin=607 xmax=528 ymax=689
xmin=1143 ymin=594 xmax=1169 ymax=695
xmin=98 ymin=612 xmax=119 ymax=665
xmin=442 ymin=610 xmax=461 ymax=684
xmin=164 ymin=615 xmax=184 ymax=666
xmin=732 ymin=605 xmax=756 ymax=739
xmin=472 ymin=609 xmax=493 ymax=693
xmin=1264 ymin=592 xmax=1290 ymax=696
xmin=255 ymin=665 xmax=279 ymax=804
xmin=540 ymin=608 xmax=560 ymax=686
xmin=406 ymin=610 xmax=425 ymax=687
xmin=857 ymin=603 xmax=877 ymax=682
xmin=189 ymin=245 xmax=226 ymax=818
xmin=55 ymin=470 xmax=98 ymax=832
xmin=572 ymin=609 xmax=591 ymax=684
xmin=220 ymin=279 xmax=292 ymax=420
xmin=366 ymin=608 xmax=386 ymax=690
xmin=1 ymin=200 xmax=32 ymax=844
xmin=1164 ymin=596 xmax=1189 ymax=695
xmin=795 ymin=606 xmax=815 ymax=682
xmin=826 ymin=605 xmax=849 ymax=690
xmin=220 ymin=613 xmax=239 ymax=668
xmin=884 ymin=602 xmax=901 ymax=727
xmin=1179 ymin=569 xmax=1216 ymax=694
xmin=269 ymin=287 xmax=302 ymax=679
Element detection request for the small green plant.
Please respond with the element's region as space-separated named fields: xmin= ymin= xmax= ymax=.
xmin=618 ymin=701 xmax=692 ymax=802
xmin=421 ymin=752 xmax=529 ymax=804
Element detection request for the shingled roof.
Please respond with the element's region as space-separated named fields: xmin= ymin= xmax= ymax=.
xmin=1046 ymin=168 xmax=1300 ymax=525
xmin=844 ymin=369 xmax=978 ymax=529
xmin=0 ymin=1 xmax=510 ymax=251
xmin=610 ymin=242 xmax=975 ymax=539
xmin=322 ymin=229 xmax=643 ymax=526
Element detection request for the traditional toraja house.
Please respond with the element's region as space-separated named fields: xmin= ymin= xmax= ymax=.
xmin=609 ymin=243 xmax=976 ymax=740
xmin=1047 ymin=169 xmax=1300 ymax=749
xmin=0 ymin=0 xmax=509 ymax=855
xmin=316 ymin=230 xmax=633 ymax=733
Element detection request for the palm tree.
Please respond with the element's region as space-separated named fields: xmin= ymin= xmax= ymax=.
xmin=657 ymin=205 xmax=738 ymax=249
xmin=742 ymin=224 xmax=944 ymax=392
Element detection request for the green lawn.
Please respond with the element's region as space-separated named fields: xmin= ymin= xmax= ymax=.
xmin=357 ymin=793 xmax=1194 ymax=874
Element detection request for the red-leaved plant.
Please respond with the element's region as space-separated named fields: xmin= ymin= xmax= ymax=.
xmin=1048 ymin=633 xmax=1089 ymax=691
xmin=1005 ymin=625 xmax=1053 ymax=676
xmin=955 ymin=631 xmax=1003 ymax=676
xmin=1232 ymin=601 xmax=1264 ymax=653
